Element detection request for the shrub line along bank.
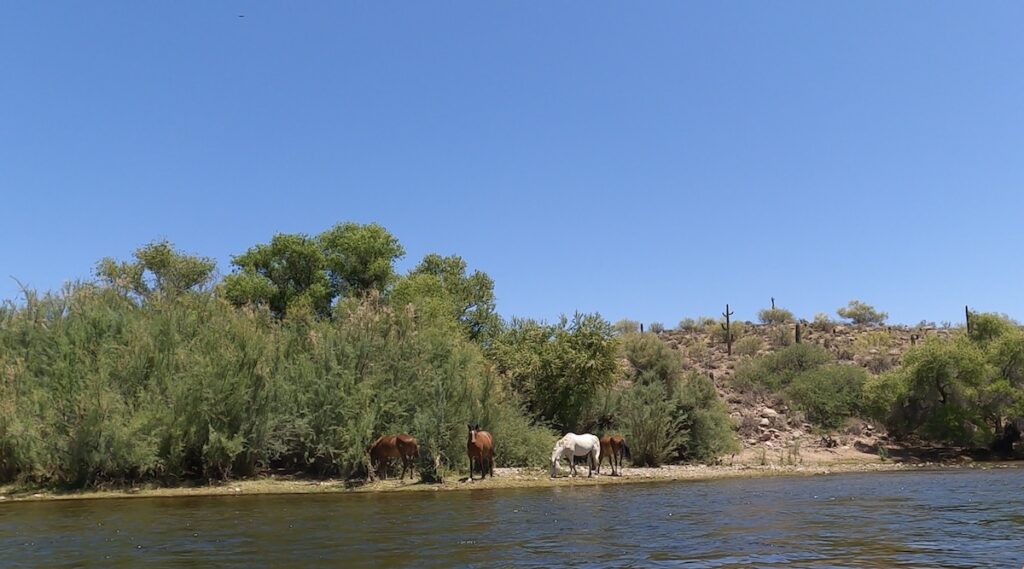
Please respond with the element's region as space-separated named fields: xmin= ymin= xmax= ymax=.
xmin=2 ymin=222 xmax=1021 ymax=490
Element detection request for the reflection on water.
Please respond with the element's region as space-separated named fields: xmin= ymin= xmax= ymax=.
xmin=3 ymin=468 xmax=1024 ymax=568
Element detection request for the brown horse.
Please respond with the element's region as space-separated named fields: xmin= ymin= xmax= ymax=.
xmin=369 ymin=434 xmax=419 ymax=480
xmin=466 ymin=424 xmax=495 ymax=480
xmin=598 ymin=435 xmax=631 ymax=476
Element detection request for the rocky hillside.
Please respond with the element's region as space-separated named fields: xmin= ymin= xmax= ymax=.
xmin=656 ymin=321 xmax=958 ymax=455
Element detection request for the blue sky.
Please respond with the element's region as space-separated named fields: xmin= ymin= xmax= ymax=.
xmin=2 ymin=3 xmax=1023 ymax=325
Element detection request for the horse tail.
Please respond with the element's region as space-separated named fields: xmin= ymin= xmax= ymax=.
xmin=622 ymin=440 xmax=631 ymax=460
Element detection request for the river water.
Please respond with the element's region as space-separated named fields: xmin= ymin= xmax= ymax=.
xmin=3 ymin=468 xmax=1024 ymax=568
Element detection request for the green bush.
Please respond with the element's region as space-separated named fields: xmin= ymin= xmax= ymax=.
xmin=707 ymin=319 xmax=744 ymax=345
xmin=837 ymin=300 xmax=888 ymax=326
xmin=968 ymin=312 xmax=1016 ymax=344
xmin=621 ymin=332 xmax=683 ymax=389
xmin=732 ymin=344 xmax=832 ymax=392
xmin=648 ymin=322 xmax=665 ymax=334
xmin=620 ymin=382 xmax=681 ymax=467
xmin=758 ymin=307 xmax=794 ymax=325
xmin=0 ymin=284 xmax=551 ymax=487
xmin=812 ymin=312 xmax=835 ymax=331
xmin=677 ymin=318 xmax=698 ymax=332
xmin=734 ymin=336 xmax=763 ymax=357
xmin=613 ymin=319 xmax=641 ymax=336
xmin=785 ymin=365 xmax=867 ymax=430
xmin=673 ymin=373 xmax=739 ymax=461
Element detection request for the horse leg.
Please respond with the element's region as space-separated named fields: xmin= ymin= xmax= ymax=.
xmin=469 ymin=456 xmax=475 ymax=481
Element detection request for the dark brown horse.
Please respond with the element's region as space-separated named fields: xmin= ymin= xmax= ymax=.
xmin=598 ymin=435 xmax=631 ymax=476
xmin=466 ymin=424 xmax=495 ymax=480
xmin=369 ymin=434 xmax=419 ymax=480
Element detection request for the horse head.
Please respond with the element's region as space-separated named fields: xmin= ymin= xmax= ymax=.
xmin=468 ymin=424 xmax=481 ymax=446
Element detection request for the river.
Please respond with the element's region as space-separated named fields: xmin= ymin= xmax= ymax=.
xmin=3 ymin=468 xmax=1023 ymax=568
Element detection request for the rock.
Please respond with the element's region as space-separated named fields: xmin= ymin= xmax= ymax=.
xmin=761 ymin=408 xmax=778 ymax=418
xmin=759 ymin=418 xmax=771 ymax=427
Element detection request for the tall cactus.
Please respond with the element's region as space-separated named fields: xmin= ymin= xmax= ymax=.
xmin=965 ymin=305 xmax=972 ymax=336
xmin=722 ymin=304 xmax=734 ymax=356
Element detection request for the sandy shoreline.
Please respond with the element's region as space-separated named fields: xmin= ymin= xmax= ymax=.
xmin=3 ymin=448 xmax=1016 ymax=504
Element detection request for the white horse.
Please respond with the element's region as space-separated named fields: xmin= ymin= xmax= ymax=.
xmin=550 ymin=433 xmax=601 ymax=478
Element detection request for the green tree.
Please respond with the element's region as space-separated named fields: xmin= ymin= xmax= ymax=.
xmin=222 ymin=233 xmax=332 ymax=318
xmin=96 ymin=240 xmax=215 ymax=300
xmin=402 ymin=253 xmax=497 ymax=341
xmin=836 ymin=300 xmax=888 ymax=325
xmin=318 ymin=222 xmax=405 ymax=297
xmin=490 ymin=313 xmax=619 ymax=432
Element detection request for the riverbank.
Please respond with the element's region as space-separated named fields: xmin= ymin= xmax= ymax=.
xmin=3 ymin=448 xmax=1017 ymax=503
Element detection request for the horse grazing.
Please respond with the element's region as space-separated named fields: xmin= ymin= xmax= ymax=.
xmin=598 ymin=435 xmax=631 ymax=476
xmin=550 ymin=433 xmax=601 ymax=478
xmin=467 ymin=425 xmax=495 ymax=480
xmin=369 ymin=434 xmax=420 ymax=481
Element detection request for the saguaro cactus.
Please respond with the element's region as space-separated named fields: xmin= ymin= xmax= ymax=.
xmin=795 ymin=321 xmax=802 ymax=344
xmin=722 ymin=304 xmax=734 ymax=356
xmin=965 ymin=305 xmax=972 ymax=336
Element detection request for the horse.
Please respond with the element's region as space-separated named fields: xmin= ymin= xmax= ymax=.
xmin=550 ymin=433 xmax=601 ymax=478
xmin=467 ymin=424 xmax=495 ymax=480
xmin=369 ymin=434 xmax=420 ymax=481
xmin=598 ymin=435 xmax=631 ymax=476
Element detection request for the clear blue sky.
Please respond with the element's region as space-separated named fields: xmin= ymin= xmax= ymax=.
xmin=3 ymin=3 xmax=1023 ymax=325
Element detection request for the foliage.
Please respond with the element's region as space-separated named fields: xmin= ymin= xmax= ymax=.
xmin=785 ymin=365 xmax=867 ymax=430
xmin=96 ymin=240 xmax=216 ymax=301
xmin=648 ymin=322 xmax=665 ymax=334
xmin=677 ymin=318 xmax=698 ymax=332
xmin=223 ymin=223 xmax=405 ymax=318
xmin=707 ymin=319 xmax=743 ymax=345
xmin=733 ymin=336 xmax=763 ymax=357
xmin=758 ymin=307 xmax=794 ymax=325
xmin=732 ymin=344 xmax=832 ymax=393
xmin=613 ymin=319 xmax=641 ymax=336
xmin=398 ymin=254 xmax=498 ymax=342
xmin=968 ymin=312 xmax=1016 ymax=345
xmin=673 ymin=373 xmax=739 ymax=461
xmin=619 ymin=382 xmax=682 ymax=467
xmin=812 ymin=312 xmax=835 ymax=331
xmin=0 ymin=283 xmax=550 ymax=487
xmin=836 ymin=300 xmax=888 ymax=326
xmin=488 ymin=313 xmax=619 ymax=432
xmin=620 ymin=332 xmax=683 ymax=390
xmin=222 ymin=233 xmax=333 ymax=318
xmin=318 ymin=222 xmax=405 ymax=297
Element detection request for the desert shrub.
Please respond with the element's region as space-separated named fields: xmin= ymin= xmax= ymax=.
xmin=673 ymin=373 xmax=739 ymax=461
xmin=732 ymin=344 xmax=832 ymax=392
xmin=785 ymin=365 xmax=867 ymax=430
xmin=812 ymin=312 xmax=835 ymax=331
xmin=837 ymin=300 xmax=887 ymax=326
xmin=707 ymin=319 xmax=744 ymax=345
xmin=758 ymin=307 xmax=794 ymax=325
xmin=677 ymin=317 xmax=698 ymax=332
xmin=613 ymin=319 xmax=641 ymax=336
xmin=968 ymin=312 xmax=1016 ymax=345
xmin=620 ymin=382 xmax=682 ymax=467
xmin=621 ymin=332 xmax=683 ymax=389
xmin=854 ymin=331 xmax=896 ymax=373
xmin=685 ymin=340 xmax=711 ymax=368
xmin=648 ymin=322 xmax=665 ymax=334
xmin=734 ymin=336 xmax=763 ymax=357
xmin=769 ymin=325 xmax=794 ymax=348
